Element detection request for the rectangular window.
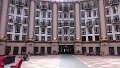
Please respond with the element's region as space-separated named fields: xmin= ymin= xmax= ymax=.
xmin=22 ymin=35 xmax=26 ymax=41
xmin=24 ymin=9 xmax=29 ymax=16
xmin=70 ymin=28 xmax=74 ymax=35
xmin=107 ymin=26 xmax=112 ymax=33
xmin=15 ymin=26 xmax=20 ymax=33
xmin=7 ymin=25 xmax=13 ymax=32
xmin=81 ymin=19 xmax=85 ymax=26
xmin=35 ymin=27 xmax=39 ymax=34
xmin=70 ymin=20 xmax=74 ymax=27
xmin=47 ymin=20 xmax=51 ymax=26
xmin=81 ymin=11 xmax=85 ymax=18
xmin=16 ymin=16 xmax=21 ymax=23
xmin=14 ymin=35 xmax=20 ymax=41
xmin=112 ymin=6 xmax=118 ymax=14
xmin=47 ymin=28 xmax=51 ymax=35
xmin=105 ymin=8 xmax=110 ymax=15
xmin=58 ymin=28 xmax=62 ymax=35
xmin=17 ymin=8 xmax=22 ymax=15
xmin=87 ymin=11 xmax=91 ymax=17
xmin=88 ymin=36 xmax=92 ymax=41
xmin=114 ymin=25 xmax=120 ymax=32
xmin=64 ymin=36 xmax=68 ymax=41
xmin=41 ymin=28 xmax=45 ymax=34
xmin=70 ymin=12 xmax=74 ymax=18
xmin=115 ymin=34 xmax=120 ymax=40
xmin=36 ymin=11 xmax=40 ymax=17
xmin=106 ymin=17 xmax=111 ymax=24
xmin=42 ymin=11 xmax=46 ymax=18
xmin=41 ymin=36 xmax=45 ymax=41
xmin=82 ymin=28 xmax=86 ymax=35
xmin=93 ymin=10 xmax=97 ymax=17
xmin=95 ymin=36 xmax=99 ymax=41
xmin=7 ymin=34 xmax=12 ymax=40
xmin=88 ymin=27 xmax=92 ymax=34
xmin=82 ymin=36 xmax=86 ymax=41
xmin=70 ymin=36 xmax=74 ymax=41
xmin=34 ymin=35 xmax=39 ymax=41
xmin=8 ymin=15 xmax=14 ymax=23
xmin=48 ymin=12 xmax=51 ymax=18
xmin=94 ymin=27 xmax=99 ymax=34
xmin=35 ymin=19 xmax=40 ymax=25
xmin=22 ymin=26 xmax=27 ymax=33
xmin=58 ymin=36 xmax=62 ymax=41
xmin=23 ymin=18 xmax=28 ymax=24
xmin=108 ymin=35 xmax=113 ymax=41
xmin=47 ymin=36 xmax=51 ymax=41
xmin=58 ymin=12 xmax=62 ymax=18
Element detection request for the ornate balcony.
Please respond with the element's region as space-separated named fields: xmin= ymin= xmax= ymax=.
xmin=84 ymin=4 xmax=92 ymax=10
xmin=40 ymin=22 xmax=47 ymax=28
xmin=112 ymin=19 xmax=120 ymax=25
xmin=86 ymin=21 xmax=93 ymax=27
xmin=40 ymin=5 xmax=47 ymax=11
xmin=14 ymin=20 xmax=22 ymax=26
xmin=15 ymin=1 xmax=24 ymax=8
xmin=63 ymin=6 xmax=69 ymax=12
xmin=110 ymin=0 xmax=119 ymax=6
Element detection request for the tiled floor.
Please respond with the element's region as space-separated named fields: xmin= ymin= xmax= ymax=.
xmin=4 ymin=55 xmax=120 ymax=68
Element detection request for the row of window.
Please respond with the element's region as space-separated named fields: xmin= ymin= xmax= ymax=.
xmin=9 ymin=7 xmax=29 ymax=16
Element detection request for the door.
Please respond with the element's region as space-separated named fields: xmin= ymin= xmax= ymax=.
xmin=109 ymin=47 xmax=115 ymax=55
xmin=13 ymin=47 xmax=19 ymax=55
xmin=89 ymin=47 xmax=93 ymax=53
xmin=117 ymin=47 xmax=120 ymax=55
xmin=59 ymin=45 xmax=74 ymax=54
xmin=95 ymin=47 xmax=100 ymax=55
xmin=34 ymin=47 xmax=38 ymax=54
xmin=82 ymin=47 xmax=86 ymax=55
xmin=41 ymin=47 xmax=45 ymax=54
xmin=5 ymin=46 xmax=11 ymax=55
xmin=21 ymin=47 xmax=26 ymax=54
xmin=47 ymin=47 xmax=51 ymax=54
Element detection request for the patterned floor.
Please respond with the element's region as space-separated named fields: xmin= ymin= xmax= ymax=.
xmin=4 ymin=55 xmax=120 ymax=68
xmin=74 ymin=55 xmax=120 ymax=68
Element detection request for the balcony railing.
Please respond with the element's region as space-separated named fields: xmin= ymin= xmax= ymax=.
xmin=86 ymin=21 xmax=93 ymax=27
xmin=110 ymin=0 xmax=120 ymax=6
xmin=40 ymin=22 xmax=47 ymax=28
xmin=40 ymin=5 xmax=47 ymax=11
xmin=112 ymin=19 xmax=120 ymax=25
xmin=14 ymin=20 xmax=22 ymax=26
xmin=63 ymin=6 xmax=69 ymax=12
xmin=84 ymin=4 xmax=92 ymax=10
xmin=15 ymin=1 xmax=24 ymax=8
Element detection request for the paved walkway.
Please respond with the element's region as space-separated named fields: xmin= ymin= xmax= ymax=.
xmin=59 ymin=55 xmax=87 ymax=68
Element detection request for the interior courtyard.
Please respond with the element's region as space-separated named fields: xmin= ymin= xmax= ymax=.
xmin=0 ymin=0 xmax=120 ymax=68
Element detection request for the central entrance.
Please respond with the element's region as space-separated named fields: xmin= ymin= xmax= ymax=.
xmin=59 ymin=45 xmax=74 ymax=54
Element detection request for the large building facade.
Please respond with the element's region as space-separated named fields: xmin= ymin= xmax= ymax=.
xmin=0 ymin=0 xmax=120 ymax=55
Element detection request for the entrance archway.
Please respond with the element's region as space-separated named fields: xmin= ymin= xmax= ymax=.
xmin=59 ymin=45 xmax=74 ymax=54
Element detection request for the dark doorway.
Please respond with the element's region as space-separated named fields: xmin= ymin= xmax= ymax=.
xmin=34 ymin=47 xmax=38 ymax=53
xmin=59 ymin=45 xmax=74 ymax=54
xmin=95 ymin=47 xmax=100 ymax=55
xmin=41 ymin=47 xmax=45 ymax=54
xmin=13 ymin=47 xmax=19 ymax=55
xmin=47 ymin=47 xmax=51 ymax=54
xmin=21 ymin=47 xmax=26 ymax=54
xmin=5 ymin=46 xmax=11 ymax=55
xmin=82 ymin=47 xmax=86 ymax=55
xmin=109 ymin=47 xmax=115 ymax=55
xmin=89 ymin=47 xmax=93 ymax=53
xmin=117 ymin=47 xmax=120 ymax=55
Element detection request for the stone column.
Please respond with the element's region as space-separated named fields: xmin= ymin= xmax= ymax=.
xmin=98 ymin=0 xmax=109 ymax=55
xmin=99 ymin=0 xmax=107 ymax=41
xmin=26 ymin=0 xmax=35 ymax=54
xmin=28 ymin=0 xmax=35 ymax=41
xmin=0 ymin=0 xmax=9 ymax=55
xmin=52 ymin=2 xmax=58 ymax=54
xmin=18 ymin=47 xmax=21 ymax=54
xmin=52 ymin=2 xmax=58 ymax=41
xmin=74 ymin=2 xmax=82 ymax=54
xmin=0 ymin=0 xmax=9 ymax=40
